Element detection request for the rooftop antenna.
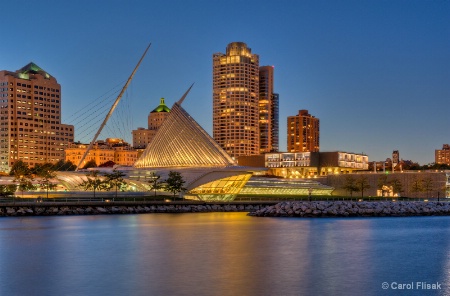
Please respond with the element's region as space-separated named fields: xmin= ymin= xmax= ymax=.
xmin=76 ymin=42 xmax=151 ymax=171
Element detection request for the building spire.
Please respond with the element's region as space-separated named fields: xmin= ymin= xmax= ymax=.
xmin=177 ymin=83 xmax=194 ymax=105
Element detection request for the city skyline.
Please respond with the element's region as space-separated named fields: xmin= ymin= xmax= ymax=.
xmin=1 ymin=0 xmax=449 ymax=165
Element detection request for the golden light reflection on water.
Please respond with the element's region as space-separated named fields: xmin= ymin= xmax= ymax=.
xmin=1 ymin=214 xmax=450 ymax=295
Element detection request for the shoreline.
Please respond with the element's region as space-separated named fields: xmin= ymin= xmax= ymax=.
xmin=248 ymin=201 xmax=450 ymax=217
xmin=0 ymin=202 xmax=267 ymax=217
xmin=2 ymin=200 xmax=450 ymax=217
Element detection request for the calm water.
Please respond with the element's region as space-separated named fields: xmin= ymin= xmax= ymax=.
xmin=1 ymin=213 xmax=450 ymax=296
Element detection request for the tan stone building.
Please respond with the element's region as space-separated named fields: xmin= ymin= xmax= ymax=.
xmin=213 ymin=42 xmax=260 ymax=159
xmin=0 ymin=63 xmax=74 ymax=171
xmin=287 ymin=110 xmax=320 ymax=153
xmin=132 ymin=98 xmax=170 ymax=148
xmin=436 ymin=144 xmax=450 ymax=165
xmin=65 ymin=138 xmax=138 ymax=167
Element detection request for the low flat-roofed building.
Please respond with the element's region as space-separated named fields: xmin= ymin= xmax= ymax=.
xmin=265 ymin=151 xmax=369 ymax=178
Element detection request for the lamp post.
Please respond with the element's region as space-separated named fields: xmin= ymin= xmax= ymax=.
xmin=20 ymin=175 xmax=24 ymax=199
xmin=308 ymin=187 xmax=313 ymax=202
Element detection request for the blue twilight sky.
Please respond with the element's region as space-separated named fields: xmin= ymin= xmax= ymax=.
xmin=1 ymin=0 xmax=449 ymax=165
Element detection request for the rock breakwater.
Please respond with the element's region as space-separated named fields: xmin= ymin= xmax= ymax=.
xmin=248 ymin=201 xmax=450 ymax=217
xmin=0 ymin=203 xmax=263 ymax=217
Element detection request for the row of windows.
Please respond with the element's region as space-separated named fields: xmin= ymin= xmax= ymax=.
xmin=16 ymin=95 xmax=60 ymax=103
xmin=0 ymin=122 xmax=72 ymax=131
xmin=33 ymin=91 xmax=60 ymax=98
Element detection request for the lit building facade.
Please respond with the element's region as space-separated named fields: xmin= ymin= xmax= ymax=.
xmin=259 ymin=66 xmax=279 ymax=153
xmin=134 ymin=87 xmax=254 ymax=201
xmin=132 ymin=98 xmax=170 ymax=148
xmin=51 ymin=86 xmax=339 ymax=199
xmin=213 ymin=42 xmax=260 ymax=158
xmin=0 ymin=63 xmax=74 ymax=172
xmin=436 ymin=144 xmax=450 ymax=165
xmin=271 ymin=93 xmax=279 ymax=152
xmin=287 ymin=110 xmax=319 ymax=153
xmin=65 ymin=138 xmax=138 ymax=167
xmin=265 ymin=151 xmax=369 ymax=177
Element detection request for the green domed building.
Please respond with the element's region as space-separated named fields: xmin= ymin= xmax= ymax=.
xmin=132 ymin=98 xmax=171 ymax=149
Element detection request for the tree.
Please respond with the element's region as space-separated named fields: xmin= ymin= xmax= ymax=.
xmin=0 ymin=184 xmax=16 ymax=196
xmin=9 ymin=160 xmax=31 ymax=177
xmin=389 ymin=177 xmax=403 ymax=197
xmin=52 ymin=160 xmax=76 ymax=171
xmin=34 ymin=166 xmax=57 ymax=199
xmin=422 ymin=177 xmax=433 ymax=199
xmin=82 ymin=160 xmax=98 ymax=169
xmin=10 ymin=161 xmax=35 ymax=198
xmin=79 ymin=170 xmax=106 ymax=198
xmin=103 ymin=169 xmax=127 ymax=199
xmin=342 ymin=175 xmax=358 ymax=197
xmin=410 ymin=177 xmax=423 ymax=198
xmin=165 ymin=171 xmax=186 ymax=199
xmin=32 ymin=163 xmax=54 ymax=175
xmin=147 ymin=172 xmax=163 ymax=197
xmin=355 ymin=175 xmax=371 ymax=198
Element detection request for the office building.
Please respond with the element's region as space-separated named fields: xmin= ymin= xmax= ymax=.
xmin=0 ymin=63 xmax=74 ymax=172
xmin=436 ymin=144 xmax=450 ymax=165
xmin=213 ymin=42 xmax=260 ymax=158
xmin=287 ymin=110 xmax=319 ymax=153
xmin=265 ymin=151 xmax=369 ymax=177
xmin=259 ymin=66 xmax=279 ymax=153
xmin=132 ymin=98 xmax=170 ymax=148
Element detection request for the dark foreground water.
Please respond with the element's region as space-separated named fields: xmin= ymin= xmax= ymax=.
xmin=1 ymin=213 xmax=450 ymax=296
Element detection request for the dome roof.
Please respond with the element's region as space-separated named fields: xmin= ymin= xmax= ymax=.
xmin=151 ymin=98 xmax=170 ymax=113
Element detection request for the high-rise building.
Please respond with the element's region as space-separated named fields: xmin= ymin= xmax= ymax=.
xmin=132 ymin=98 xmax=170 ymax=148
xmin=287 ymin=110 xmax=319 ymax=153
xmin=436 ymin=144 xmax=450 ymax=165
xmin=213 ymin=42 xmax=260 ymax=158
xmin=0 ymin=63 xmax=74 ymax=171
xmin=259 ymin=66 xmax=279 ymax=153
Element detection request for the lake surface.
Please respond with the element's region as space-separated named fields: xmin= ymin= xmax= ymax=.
xmin=1 ymin=213 xmax=449 ymax=296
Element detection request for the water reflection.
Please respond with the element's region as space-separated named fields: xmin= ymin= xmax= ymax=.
xmin=1 ymin=214 xmax=450 ymax=296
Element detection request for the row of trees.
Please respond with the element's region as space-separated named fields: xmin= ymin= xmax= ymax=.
xmin=79 ymin=170 xmax=128 ymax=198
xmin=2 ymin=160 xmax=188 ymax=199
xmin=342 ymin=175 xmax=371 ymax=198
xmin=4 ymin=160 xmax=60 ymax=198
xmin=409 ymin=176 xmax=436 ymax=198
xmin=78 ymin=170 xmax=187 ymax=198
xmin=403 ymin=162 xmax=450 ymax=171
xmin=140 ymin=171 xmax=187 ymax=198
xmin=342 ymin=174 xmax=441 ymax=198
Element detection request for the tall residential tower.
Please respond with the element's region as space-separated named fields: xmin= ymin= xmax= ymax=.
xmin=0 ymin=63 xmax=74 ymax=171
xmin=213 ymin=42 xmax=279 ymax=158
xmin=213 ymin=42 xmax=260 ymax=158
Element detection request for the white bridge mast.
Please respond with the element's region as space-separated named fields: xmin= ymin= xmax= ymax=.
xmin=76 ymin=43 xmax=151 ymax=171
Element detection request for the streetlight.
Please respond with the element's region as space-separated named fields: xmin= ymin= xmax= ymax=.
xmin=20 ymin=175 xmax=24 ymax=199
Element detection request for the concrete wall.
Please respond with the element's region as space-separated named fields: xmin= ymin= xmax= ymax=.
xmin=324 ymin=172 xmax=447 ymax=198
